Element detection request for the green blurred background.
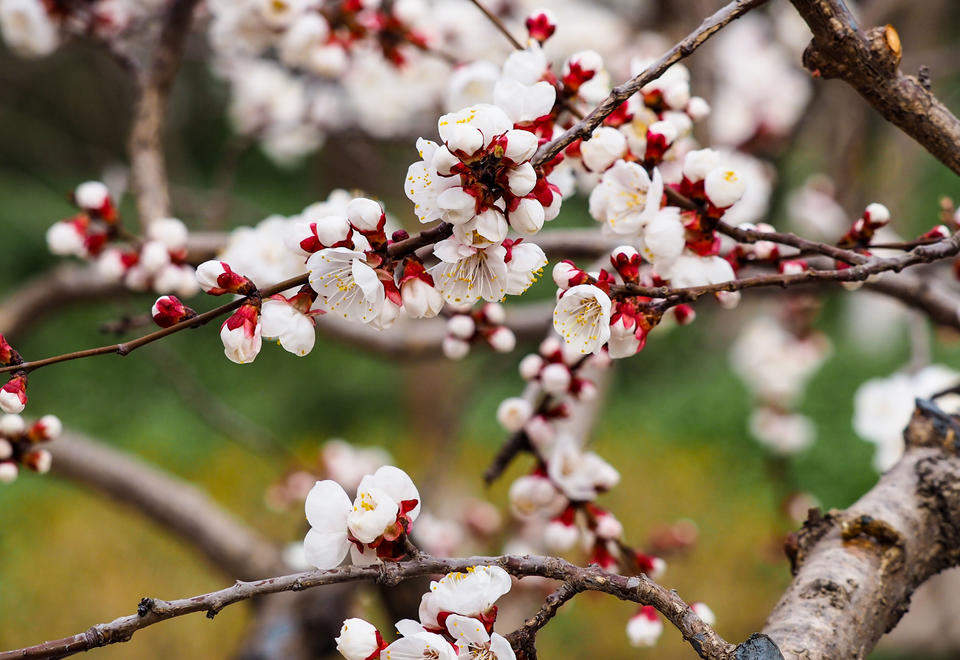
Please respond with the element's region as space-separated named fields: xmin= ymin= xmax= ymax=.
xmin=2 ymin=5 xmax=960 ymax=657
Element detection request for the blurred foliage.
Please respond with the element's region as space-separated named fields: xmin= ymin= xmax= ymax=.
xmin=2 ymin=16 xmax=960 ymax=658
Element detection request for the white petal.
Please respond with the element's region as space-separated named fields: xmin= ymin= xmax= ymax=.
xmin=303 ymin=527 xmax=350 ymax=569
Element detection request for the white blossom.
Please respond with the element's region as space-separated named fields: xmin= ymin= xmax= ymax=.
xmin=553 ymin=285 xmax=611 ymax=354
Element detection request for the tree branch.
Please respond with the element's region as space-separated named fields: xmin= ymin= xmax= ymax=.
xmin=532 ymin=0 xmax=769 ymax=166
xmin=762 ymin=400 xmax=960 ymax=657
xmin=788 ymin=0 xmax=960 ymax=176
xmin=0 ymin=553 xmax=733 ymax=660
xmin=506 ymin=581 xmax=582 ymax=659
xmin=128 ymin=0 xmax=202 ymax=225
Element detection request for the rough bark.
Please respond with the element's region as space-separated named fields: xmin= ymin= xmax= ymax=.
xmin=762 ymin=402 xmax=960 ymax=658
xmin=789 ymin=0 xmax=960 ymax=176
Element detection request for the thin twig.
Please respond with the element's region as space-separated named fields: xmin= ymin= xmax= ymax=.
xmin=467 ymin=0 xmax=523 ymax=50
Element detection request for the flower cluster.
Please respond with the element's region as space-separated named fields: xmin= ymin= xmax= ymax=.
xmin=304 ymin=465 xmax=420 ymax=568
xmin=46 ymin=182 xmax=198 ymax=298
xmin=442 ymin=302 xmax=515 ymax=360
xmin=854 ymin=365 xmax=960 ymax=471
xmin=0 ymin=412 xmax=61 ymax=484
xmin=551 ymin=246 xmax=697 ymax=358
xmin=335 ymin=564 xmax=515 ymax=660
xmin=0 ymin=0 xmax=154 ymax=58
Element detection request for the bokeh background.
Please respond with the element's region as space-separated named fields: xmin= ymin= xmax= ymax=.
xmin=2 ymin=1 xmax=960 ymax=658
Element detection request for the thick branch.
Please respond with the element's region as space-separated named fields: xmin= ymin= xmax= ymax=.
xmin=762 ymin=401 xmax=960 ymax=657
xmin=789 ymin=0 xmax=960 ymax=176
xmin=48 ymin=431 xmax=284 ymax=580
xmin=1 ymin=554 xmax=732 ymax=660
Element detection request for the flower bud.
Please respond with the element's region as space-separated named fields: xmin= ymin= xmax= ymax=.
xmin=863 ymin=202 xmax=890 ymax=227
xmin=503 ymin=129 xmax=538 ymax=164
xmin=691 ymin=602 xmax=716 ymax=626
xmin=0 ymin=413 xmax=24 ymax=436
xmin=437 ymin=187 xmax=477 ymax=225
xmin=715 ymin=290 xmax=741 ymax=309
xmin=507 ymin=162 xmax=537 ymax=197
xmin=672 ymin=304 xmax=696 ymax=325
xmin=0 ymin=462 xmax=17 ymax=484
xmin=497 ymin=397 xmax=533 ymax=432
xmin=0 ymin=439 xmax=11 ymax=460
xmin=525 ymin=8 xmax=556 ymax=43
xmin=645 ymin=120 xmax=678 ymax=162
xmin=562 ymin=50 xmax=603 ymax=93
xmin=401 ymin=277 xmax=444 ymax=319
xmin=74 ymin=181 xmax=115 ymax=221
xmin=431 ymin=145 xmax=460 ymax=176
xmin=147 ymin=217 xmax=189 ymax=250
xmin=0 ymin=375 xmax=27 ymax=414
xmin=152 ymin=295 xmax=196 ymax=328
xmin=627 ymin=606 xmax=663 ymax=648
xmin=30 ymin=414 xmax=61 ymax=442
xmin=23 ymin=448 xmax=51 ymax=473
xmin=196 ymin=261 xmax=255 ymax=296
xmin=488 ymin=326 xmax=516 ymax=353
xmin=682 ymin=148 xmax=721 ymax=183
xmin=704 ymin=167 xmax=746 ymax=209
xmin=484 ymin=302 xmax=505 ymax=325
xmin=779 ymin=260 xmax=808 ymax=276
xmin=552 ymin=260 xmax=583 ymax=290
xmin=544 ymin=518 xmax=579 ymax=551
xmin=219 ymin=304 xmax=262 ymax=364
xmin=138 ymin=240 xmax=171 ymax=274
xmin=594 ymin=511 xmax=623 ymax=539
xmin=519 ymin=354 xmax=544 ymax=380
xmin=96 ymin=248 xmax=128 ymax=282
xmin=580 ymin=126 xmax=625 ymax=172
xmin=442 ymin=335 xmax=470 ymax=360
xmin=686 ymin=96 xmax=710 ymax=121
xmin=46 ymin=220 xmax=86 ymax=257
xmin=510 ymin=198 xmax=545 ymax=235
xmin=0 ymin=334 xmax=17 ymax=366
xmin=346 ymin=198 xmax=384 ymax=232
xmin=335 ymin=618 xmax=382 ymax=660
xmin=447 ymin=314 xmax=475 ymax=339
xmin=540 ymin=363 xmax=571 ymax=394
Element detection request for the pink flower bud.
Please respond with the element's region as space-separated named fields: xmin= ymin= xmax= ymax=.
xmin=219 ymin=304 xmax=262 ymax=364
xmin=562 ymin=50 xmax=602 ymax=93
xmin=519 ymin=354 xmax=544 ymax=380
xmin=0 ymin=375 xmax=27 ymax=414
xmin=540 ymin=363 xmax=571 ymax=394
xmin=704 ymin=167 xmax=746 ymax=209
xmin=29 ymin=414 xmax=61 ymax=442
xmin=346 ymin=197 xmax=385 ymax=233
xmin=488 ymin=326 xmax=516 ymax=353
xmin=483 ymin=302 xmax=506 ymax=325
xmin=525 ymin=8 xmax=556 ymax=42
xmin=442 ymin=336 xmax=470 ymax=360
xmin=497 ymin=397 xmax=533 ymax=432
xmin=447 ymin=314 xmax=475 ymax=339
xmin=23 ymin=448 xmax=51 ymax=474
xmin=152 ymin=295 xmax=197 ymax=328
xmin=74 ymin=181 xmax=116 ymax=222
xmin=863 ymin=202 xmax=890 ymax=227
xmin=0 ymin=439 xmax=11 ymax=460
xmin=196 ymin=261 xmax=255 ymax=296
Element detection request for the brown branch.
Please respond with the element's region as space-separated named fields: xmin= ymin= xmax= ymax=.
xmin=616 ymin=234 xmax=960 ymax=307
xmin=0 ymin=554 xmax=733 ymax=660
xmin=506 ymin=581 xmax=582 ymax=659
xmin=128 ymin=0 xmax=202 ymax=225
xmin=47 ymin=431 xmax=284 ymax=580
xmin=789 ymin=0 xmax=960 ymax=176
xmin=532 ymin=0 xmax=769 ymax=166
xmin=714 ymin=220 xmax=867 ymax=265
xmin=762 ymin=401 xmax=960 ymax=657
